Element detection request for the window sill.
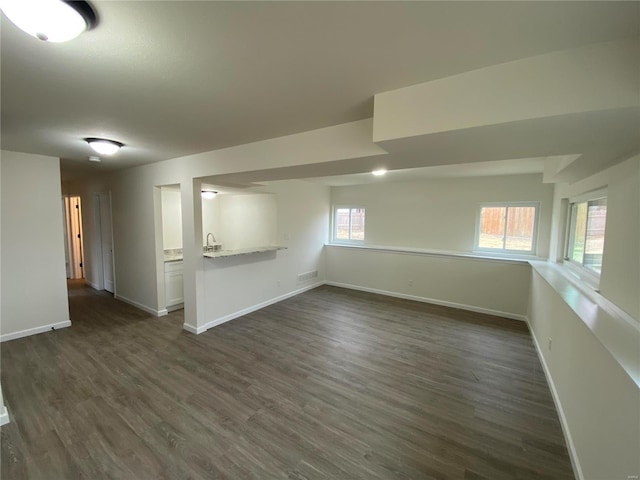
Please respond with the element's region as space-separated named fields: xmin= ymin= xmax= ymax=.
xmin=325 ymin=243 xmax=542 ymax=264
xmin=529 ymin=260 xmax=640 ymax=388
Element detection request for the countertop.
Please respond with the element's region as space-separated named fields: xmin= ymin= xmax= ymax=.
xmin=203 ymin=245 xmax=286 ymax=259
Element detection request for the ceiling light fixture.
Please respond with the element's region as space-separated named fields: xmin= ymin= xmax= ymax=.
xmin=372 ymin=169 xmax=387 ymax=176
xmin=85 ymin=138 xmax=123 ymax=156
xmin=0 ymin=0 xmax=97 ymax=43
xmin=201 ymin=191 xmax=218 ymax=199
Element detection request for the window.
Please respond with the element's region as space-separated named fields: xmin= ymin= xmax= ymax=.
xmin=566 ymin=196 xmax=607 ymax=274
xmin=475 ymin=203 xmax=538 ymax=254
xmin=333 ymin=207 xmax=365 ymax=242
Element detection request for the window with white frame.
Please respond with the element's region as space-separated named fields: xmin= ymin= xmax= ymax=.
xmin=333 ymin=207 xmax=365 ymax=243
xmin=475 ymin=203 xmax=538 ymax=254
xmin=565 ymin=195 xmax=607 ymax=275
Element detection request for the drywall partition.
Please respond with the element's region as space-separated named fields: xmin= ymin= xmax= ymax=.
xmin=326 ymin=247 xmax=530 ymax=319
xmin=373 ymin=39 xmax=638 ymax=142
xmin=528 ymin=269 xmax=640 ymax=480
xmin=372 ymin=39 xmax=640 ymax=183
xmin=1 ymin=151 xmax=71 ymax=341
xmin=198 ymin=180 xmax=329 ymax=332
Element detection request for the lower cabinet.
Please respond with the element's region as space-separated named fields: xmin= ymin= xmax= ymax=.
xmin=164 ymin=261 xmax=184 ymax=310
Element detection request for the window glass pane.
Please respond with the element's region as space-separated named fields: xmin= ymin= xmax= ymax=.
xmin=583 ymin=199 xmax=607 ymax=273
xmin=335 ymin=208 xmax=350 ymax=240
xmin=569 ymin=202 xmax=588 ymax=263
xmin=350 ymin=208 xmax=365 ymax=240
xmin=505 ymin=206 xmax=535 ymax=251
xmin=479 ymin=207 xmax=506 ymax=249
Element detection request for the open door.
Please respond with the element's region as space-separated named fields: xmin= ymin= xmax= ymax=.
xmin=62 ymin=195 xmax=85 ymax=279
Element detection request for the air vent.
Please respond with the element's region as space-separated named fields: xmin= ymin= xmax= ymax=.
xmin=296 ymin=270 xmax=318 ymax=283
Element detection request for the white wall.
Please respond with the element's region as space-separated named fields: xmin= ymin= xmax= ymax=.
xmin=218 ymin=194 xmax=277 ymax=251
xmin=527 ymin=153 xmax=640 ymax=479
xmin=327 ymin=247 xmax=531 ymax=319
xmin=1 ymin=151 xmax=70 ymax=340
xmin=199 ymin=180 xmax=329 ymax=330
xmin=161 ymin=188 xmax=182 ymax=249
xmin=201 ymin=194 xmax=221 ymax=247
xmin=326 ymin=174 xmax=553 ymax=318
xmin=528 ymin=271 xmax=640 ymax=480
xmin=331 ymin=174 xmax=554 ymax=257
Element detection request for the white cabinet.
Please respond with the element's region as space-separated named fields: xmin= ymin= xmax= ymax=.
xmin=164 ymin=261 xmax=184 ymax=310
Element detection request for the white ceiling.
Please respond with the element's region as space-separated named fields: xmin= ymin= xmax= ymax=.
xmin=1 ymin=1 xmax=638 ymax=180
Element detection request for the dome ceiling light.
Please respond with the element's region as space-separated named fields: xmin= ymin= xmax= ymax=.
xmin=201 ymin=191 xmax=218 ymax=200
xmin=85 ymin=138 xmax=124 ymax=156
xmin=0 ymin=0 xmax=97 ymax=43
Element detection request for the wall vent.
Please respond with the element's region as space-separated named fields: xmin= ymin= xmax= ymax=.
xmin=297 ymin=270 xmax=318 ymax=283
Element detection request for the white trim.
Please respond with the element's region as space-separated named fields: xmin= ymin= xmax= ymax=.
xmin=114 ymin=294 xmax=164 ymax=317
xmin=526 ymin=319 xmax=583 ymax=480
xmin=332 ymin=205 xmax=365 ymax=244
xmin=166 ymin=304 xmax=182 ymax=313
xmin=324 ymin=281 xmax=527 ymax=322
xmin=189 ymin=282 xmax=325 ymax=335
xmin=0 ymin=320 xmax=72 ymax=343
xmin=182 ymin=323 xmax=202 ymax=334
xmin=0 ymin=406 xmax=9 ymax=426
xmin=325 ymin=243 xmax=536 ymax=265
xmin=157 ymin=308 xmax=169 ymax=317
xmin=86 ymin=280 xmax=100 ymax=290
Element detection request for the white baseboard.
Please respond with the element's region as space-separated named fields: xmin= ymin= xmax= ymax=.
xmin=86 ymin=280 xmax=100 ymax=290
xmin=0 ymin=320 xmax=72 ymax=343
xmin=0 ymin=406 xmax=9 ymax=426
xmin=166 ymin=303 xmax=183 ymax=313
xmin=157 ymin=309 xmax=169 ymax=317
xmin=324 ymin=281 xmax=527 ymax=322
xmin=182 ymin=323 xmax=201 ymax=334
xmin=191 ymin=282 xmax=325 ymax=335
xmin=114 ymin=294 xmax=164 ymax=317
xmin=526 ymin=320 xmax=583 ymax=480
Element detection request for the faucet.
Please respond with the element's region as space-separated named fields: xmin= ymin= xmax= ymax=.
xmin=206 ymin=233 xmax=216 ymax=251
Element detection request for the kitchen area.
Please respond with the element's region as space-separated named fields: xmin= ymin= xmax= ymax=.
xmin=159 ymin=184 xmax=283 ymax=312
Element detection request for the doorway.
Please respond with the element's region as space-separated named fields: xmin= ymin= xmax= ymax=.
xmin=95 ymin=191 xmax=115 ymax=294
xmin=62 ymin=195 xmax=85 ymax=279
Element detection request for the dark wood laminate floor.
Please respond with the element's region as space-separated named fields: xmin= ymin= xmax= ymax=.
xmin=1 ymin=281 xmax=574 ymax=480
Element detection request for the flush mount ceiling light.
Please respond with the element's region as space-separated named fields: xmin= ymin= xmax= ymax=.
xmin=85 ymin=138 xmax=123 ymax=156
xmin=372 ymin=169 xmax=387 ymax=176
xmin=0 ymin=0 xmax=97 ymax=42
xmin=201 ymin=191 xmax=218 ymax=200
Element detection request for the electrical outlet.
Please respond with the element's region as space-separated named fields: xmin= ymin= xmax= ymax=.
xmin=548 ymin=338 xmax=553 ymax=351
xmin=408 ymin=280 xmax=414 ymax=287
xmin=277 ymin=280 xmax=281 ymax=288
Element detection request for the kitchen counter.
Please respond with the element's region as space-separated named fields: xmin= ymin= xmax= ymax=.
xmin=203 ymin=245 xmax=286 ymax=259
xmin=164 ymin=248 xmax=183 ymax=262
